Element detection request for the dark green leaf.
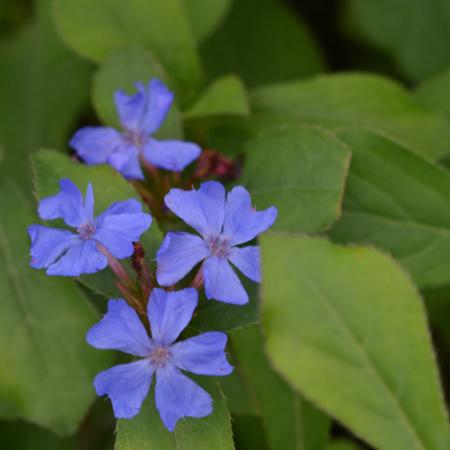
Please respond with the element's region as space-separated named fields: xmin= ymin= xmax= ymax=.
xmin=327 ymin=439 xmax=364 ymax=450
xmin=0 ymin=420 xmax=75 ymax=450
xmin=52 ymin=0 xmax=203 ymax=105
xmin=330 ymin=129 xmax=450 ymax=289
xmin=191 ymin=278 xmax=259 ymax=332
xmin=201 ymin=0 xmax=324 ymax=87
xmin=345 ymin=0 xmax=450 ymax=81
xmin=231 ymin=325 xmax=330 ymax=450
xmin=261 ymin=233 xmax=450 ymax=450
xmin=0 ymin=181 xmax=111 ymax=434
xmin=232 ymin=415 xmax=270 ymax=450
xmin=0 ymin=0 xmax=91 ymax=193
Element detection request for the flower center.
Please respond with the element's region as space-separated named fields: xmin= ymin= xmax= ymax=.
xmin=77 ymin=222 xmax=96 ymax=240
xmin=208 ymin=235 xmax=231 ymax=258
xmin=149 ymin=346 xmax=170 ymax=368
xmin=123 ymin=129 xmax=147 ymax=148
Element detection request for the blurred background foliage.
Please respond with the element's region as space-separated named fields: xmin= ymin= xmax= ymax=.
xmin=1 ymin=0 xmax=450 ymax=449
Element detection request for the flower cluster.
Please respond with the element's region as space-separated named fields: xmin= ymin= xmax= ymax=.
xmin=29 ymin=79 xmax=277 ymax=431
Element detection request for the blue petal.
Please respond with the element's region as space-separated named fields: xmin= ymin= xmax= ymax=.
xmin=223 ymin=186 xmax=277 ymax=246
xmin=115 ymin=89 xmax=146 ymax=133
xmin=46 ymin=240 xmax=107 ymax=276
xmin=147 ymin=288 xmax=197 ymax=346
xmin=70 ymin=126 xmax=122 ymax=164
xmin=28 ymin=225 xmax=79 ymax=269
xmin=87 ymin=299 xmax=153 ymax=357
xmin=164 ymin=181 xmax=225 ymax=238
xmin=84 ymin=183 xmax=94 ymax=223
xmin=156 ymin=232 xmax=209 ymax=286
xmin=94 ymin=212 xmax=152 ymax=259
xmin=95 ymin=199 xmax=143 ymax=226
xmin=155 ymin=364 xmax=212 ymax=431
xmin=39 ymin=178 xmax=90 ymax=227
xmin=170 ymin=332 xmax=233 ymax=376
xmin=108 ymin=145 xmax=144 ymax=179
xmin=115 ymin=79 xmax=173 ymax=134
xmin=228 ymin=245 xmax=261 ymax=283
xmin=204 ymin=256 xmax=248 ymax=305
xmin=94 ymin=360 xmax=154 ymax=419
xmin=142 ymin=138 xmax=201 ymax=172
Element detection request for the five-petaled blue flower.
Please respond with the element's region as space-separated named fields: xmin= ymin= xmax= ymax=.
xmin=156 ymin=181 xmax=277 ymax=305
xmin=87 ymin=288 xmax=232 ymax=431
xmin=28 ymin=179 xmax=152 ymax=276
xmin=70 ymin=79 xmax=201 ymax=179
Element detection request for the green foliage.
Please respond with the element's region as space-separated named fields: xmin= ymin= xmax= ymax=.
xmin=0 ymin=181 xmax=112 ymax=434
xmin=330 ymin=129 xmax=450 ymax=289
xmin=250 ymin=73 xmax=450 ymax=160
xmin=415 ymin=68 xmax=450 ymax=122
xmin=231 ymin=325 xmax=330 ymax=450
xmin=201 ymin=0 xmax=324 ymax=87
xmin=345 ymin=0 xmax=450 ymax=81
xmin=327 ymin=439 xmax=364 ymax=450
xmin=181 ymin=0 xmax=231 ymax=43
xmin=0 ymin=420 xmax=75 ymax=450
xmin=185 ymin=75 xmax=250 ymax=118
xmin=0 ymin=0 xmax=91 ymax=193
xmin=115 ymin=380 xmax=234 ymax=450
xmin=191 ymin=283 xmax=259 ymax=332
xmin=261 ymin=233 xmax=450 ymax=450
xmin=241 ymin=127 xmax=351 ymax=233
xmin=52 ymin=0 xmax=203 ymax=104
xmin=4 ymin=0 xmax=450 ymax=448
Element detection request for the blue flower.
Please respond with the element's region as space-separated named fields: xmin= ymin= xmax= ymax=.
xmin=28 ymin=179 xmax=152 ymax=276
xmin=87 ymin=288 xmax=232 ymax=431
xmin=69 ymin=79 xmax=201 ymax=179
xmin=156 ymin=182 xmax=277 ymax=305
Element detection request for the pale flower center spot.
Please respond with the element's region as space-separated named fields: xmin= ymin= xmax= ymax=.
xmin=77 ymin=222 xmax=96 ymax=240
xmin=149 ymin=346 xmax=170 ymax=368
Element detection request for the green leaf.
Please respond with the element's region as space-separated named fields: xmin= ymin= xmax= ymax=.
xmin=330 ymin=129 xmax=450 ymax=289
xmin=231 ymin=325 xmax=330 ymax=450
xmin=219 ymin=370 xmax=259 ymax=416
xmin=261 ymin=233 xmax=450 ymax=450
xmin=52 ymin=0 xmax=203 ymax=105
xmin=424 ymin=284 xmax=450 ymax=351
xmin=32 ymin=149 xmax=163 ymax=298
xmin=327 ymin=439 xmax=364 ymax=450
xmin=0 ymin=181 xmax=111 ymax=434
xmin=232 ymin=415 xmax=270 ymax=450
xmin=115 ymin=379 xmax=234 ymax=450
xmin=191 ymin=277 xmax=259 ymax=332
xmin=0 ymin=0 xmax=91 ymax=193
xmin=185 ymin=75 xmax=250 ymax=118
xmin=93 ymin=47 xmax=183 ymax=139
xmin=250 ymin=73 xmax=450 ymax=160
xmin=201 ymin=0 xmax=324 ymax=87
xmin=345 ymin=0 xmax=450 ymax=81
xmin=0 ymin=421 xmax=75 ymax=450
xmin=415 ymin=68 xmax=450 ymax=122
xmin=181 ymin=0 xmax=231 ymax=43
xmin=241 ymin=127 xmax=351 ymax=233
